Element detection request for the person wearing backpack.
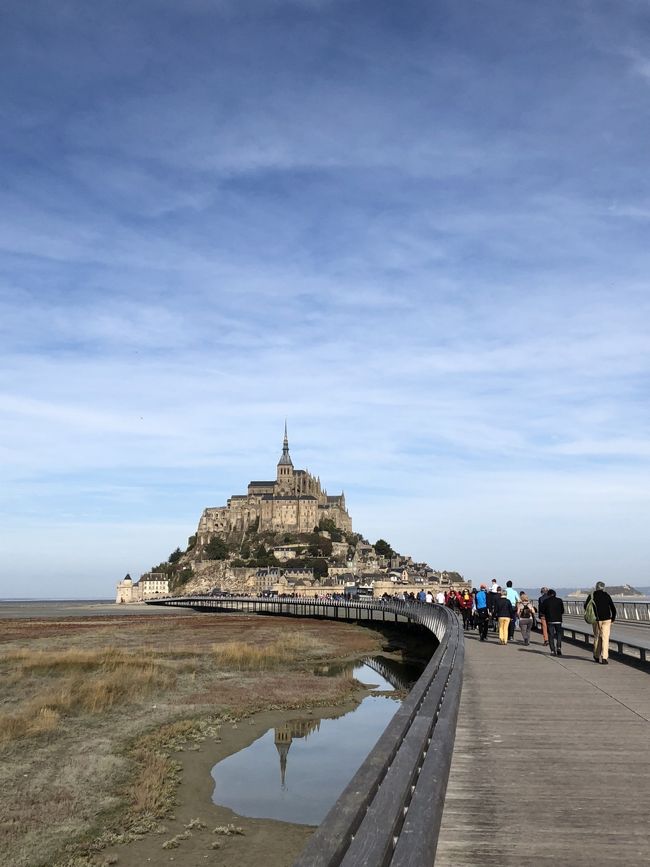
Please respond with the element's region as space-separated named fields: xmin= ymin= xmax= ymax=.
xmin=585 ymin=581 xmax=617 ymax=665
xmin=516 ymin=594 xmax=536 ymax=646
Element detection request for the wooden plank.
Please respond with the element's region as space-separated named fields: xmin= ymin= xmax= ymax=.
xmin=435 ymin=629 xmax=650 ymax=866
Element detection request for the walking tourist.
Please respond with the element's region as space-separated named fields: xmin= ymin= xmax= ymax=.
xmin=586 ymin=581 xmax=617 ymax=665
xmin=495 ymin=589 xmax=514 ymax=645
xmin=475 ymin=584 xmax=490 ymax=641
xmin=460 ymin=588 xmax=473 ymax=629
xmin=516 ymin=594 xmax=536 ymax=645
xmin=540 ymin=589 xmax=564 ymax=656
xmin=538 ymin=586 xmax=550 ymax=646
xmin=486 ymin=582 xmax=499 ymax=633
xmin=505 ymin=580 xmax=520 ymax=641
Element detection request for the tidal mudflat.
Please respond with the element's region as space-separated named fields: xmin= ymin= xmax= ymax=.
xmin=0 ymin=608 xmax=388 ymax=867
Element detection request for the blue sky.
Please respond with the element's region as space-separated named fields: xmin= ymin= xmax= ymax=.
xmin=1 ymin=0 xmax=649 ymax=598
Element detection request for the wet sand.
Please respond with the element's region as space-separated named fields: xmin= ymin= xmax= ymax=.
xmin=0 ymin=600 xmax=190 ymax=619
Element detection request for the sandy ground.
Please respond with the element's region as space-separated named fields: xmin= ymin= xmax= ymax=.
xmin=0 ymin=609 xmax=390 ymax=867
xmin=102 ymin=701 xmax=363 ymax=867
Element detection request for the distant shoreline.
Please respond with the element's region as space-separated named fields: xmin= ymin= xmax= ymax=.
xmin=0 ymin=600 xmax=188 ymax=619
xmin=0 ymin=598 xmax=114 ymax=603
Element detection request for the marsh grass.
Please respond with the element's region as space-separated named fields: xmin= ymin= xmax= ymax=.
xmin=0 ymin=648 xmax=175 ymax=744
xmin=211 ymin=633 xmax=322 ymax=670
xmin=0 ymin=614 xmax=383 ymax=867
xmin=128 ymin=749 xmax=177 ymax=814
xmin=4 ymin=647 xmax=158 ymax=673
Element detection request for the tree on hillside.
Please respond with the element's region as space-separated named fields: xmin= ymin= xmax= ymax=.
xmin=307 ymin=533 xmax=333 ymax=558
xmin=374 ymin=539 xmax=393 ymax=558
xmin=168 ymin=547 xmax=182 ymax=564
xmin=319 ymin=517 xmax=343 ymax=541
xmin=306 ymin=557 xmax=329 ymax=579
xmin=204 ymin=536 xmax=229 ymax=560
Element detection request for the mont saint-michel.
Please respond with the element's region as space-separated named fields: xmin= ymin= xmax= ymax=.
xmin=197 ymin=423 xmax=352 ymax=541
xmin=117 ymin=427 xmax=463 ymax=602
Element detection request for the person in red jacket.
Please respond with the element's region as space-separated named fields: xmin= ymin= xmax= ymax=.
xmin=459 ymin=589 xmax=473 ymax=630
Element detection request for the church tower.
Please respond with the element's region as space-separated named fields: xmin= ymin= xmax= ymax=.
xmin=276 ymin=422 xmax=294 ymax=491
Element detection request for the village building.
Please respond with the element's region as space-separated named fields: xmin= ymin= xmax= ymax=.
xmin=115 ymin=573 xmax=169 ymax=603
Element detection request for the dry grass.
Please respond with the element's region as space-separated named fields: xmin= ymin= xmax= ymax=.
xmin=211 ymin=632 xmax=322 ymax=670
xmin=128 ymin=749 xmax=177 ymax=814
xmin=0 ymin=648 xmax=175 ymax=745
xmin=4 ymin=647 xmax=157 ymax=672
xmin=0 ymin=612 xmax=384 ymax=867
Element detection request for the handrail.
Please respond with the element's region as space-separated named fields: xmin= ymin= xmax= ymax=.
xmin=146 ymin=595 xmax=464 ymax=866
xmin=562 ymin=599 xmax=650 ymax=622
xmin=548 ymin=619 xmax=650 ymax=663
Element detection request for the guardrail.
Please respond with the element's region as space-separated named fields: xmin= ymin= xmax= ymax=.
xmin=552 ymin=619 xmax=650 ymax=664
xmin=146 ymin=595 xmax=464 ymax=866
xmin=563 ymin=600 xmax=650 ymax=621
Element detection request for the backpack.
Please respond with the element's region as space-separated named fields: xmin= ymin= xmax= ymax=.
xmin=520 ymin=603 xmax=532 ymax=619
xmin=584 ymin=595 xmax=598 ymax=625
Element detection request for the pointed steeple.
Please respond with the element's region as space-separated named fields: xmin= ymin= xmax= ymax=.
xmin=277 ymin=421 xmax=293 ymax=467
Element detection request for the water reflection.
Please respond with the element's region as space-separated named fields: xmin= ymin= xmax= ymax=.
xmin=211 ymin=694 xmax=399 ymax=825
xmin=314 ymin=654 xmax=419 ymax=692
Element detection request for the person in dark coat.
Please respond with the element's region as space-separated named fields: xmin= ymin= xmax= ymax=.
xmin=494 ymin=589 xmax=514 ymax=645
xmin=538 ymin=586 xmax=550 ymax=646
xmin=486 ymin=584 xmax=499 ymax=632
xmin=585 ymin=581 xmax=617 ymax=664
xmin=540 ymin=589 xmax=564 ymax=656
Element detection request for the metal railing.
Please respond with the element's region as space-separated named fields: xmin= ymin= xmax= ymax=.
xmin=548 ymin=620 xmax=650 ymax=663
xmin=147 ymin=595 xmax=464 ymax=866
xmin=562 ymin=599 xmax=650 ymax=622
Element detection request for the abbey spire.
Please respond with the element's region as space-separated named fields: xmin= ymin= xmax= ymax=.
xmin=276 ymin=421 xmax=294 ymax=489
xmin=278 ymin=420 xmax=293 ymax=467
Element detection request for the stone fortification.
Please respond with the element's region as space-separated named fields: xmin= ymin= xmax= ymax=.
xmin=196 ymin=425 xmax=352 ymax=544
xmin=118 ymin=425 xmax=469 ymax=600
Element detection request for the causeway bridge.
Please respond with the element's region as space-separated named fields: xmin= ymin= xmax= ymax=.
xmin=146 ymin=594 xmax=650 ymax=865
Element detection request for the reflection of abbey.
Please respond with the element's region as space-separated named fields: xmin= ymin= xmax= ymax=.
xmin=196 ymin=425 xmax=352 ymax=545
xmin=274 ymin=718 xmax=321 ymax=788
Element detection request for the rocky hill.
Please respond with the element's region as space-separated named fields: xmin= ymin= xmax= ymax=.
xmin=142 ymin=519 xmax=386 ymax=595
xmin=139 ymin=520 xmax=458 ymax=596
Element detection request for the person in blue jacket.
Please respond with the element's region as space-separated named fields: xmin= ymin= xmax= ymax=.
xmin=474 ymin=584 xmax=490 ymax=642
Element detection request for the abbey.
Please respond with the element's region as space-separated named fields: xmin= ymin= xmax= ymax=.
xmin=196 ymin=426 xmax=352 ymax=544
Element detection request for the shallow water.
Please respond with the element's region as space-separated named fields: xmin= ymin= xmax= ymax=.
xmin=211 ymin=659 xmax=408 ymax=825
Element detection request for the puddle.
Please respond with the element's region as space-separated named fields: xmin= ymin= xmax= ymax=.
xmin=210 ymin=656 xmax=418 ymax=825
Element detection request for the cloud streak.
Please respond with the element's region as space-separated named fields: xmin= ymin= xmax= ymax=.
xmin=1 ymin=0 xmax=649 ymax=596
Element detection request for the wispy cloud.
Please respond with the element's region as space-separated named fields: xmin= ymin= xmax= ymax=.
xmin=1 ymin=0 xmax=649 ymax=595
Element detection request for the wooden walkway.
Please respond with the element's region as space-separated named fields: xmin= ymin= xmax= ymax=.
xmin=435 ymin=627 xmax=650 ymax=865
